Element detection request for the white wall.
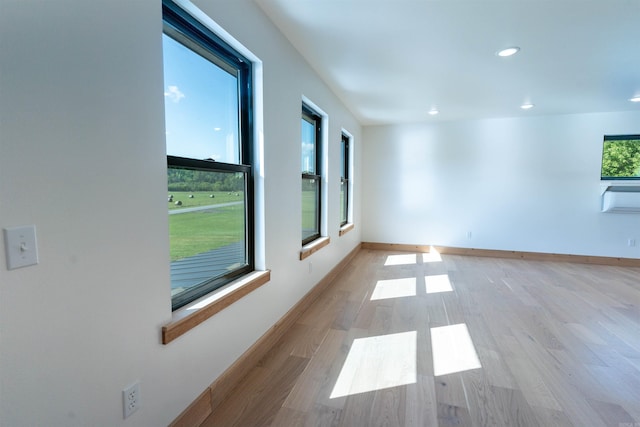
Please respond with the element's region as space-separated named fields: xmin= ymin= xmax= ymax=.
xmin=362 ymin=111 xmax=640 ymax=258
xmin=0 ymin=0 xmax=361 ymax=425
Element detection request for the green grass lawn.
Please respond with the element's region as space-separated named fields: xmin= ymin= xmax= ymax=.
xmin=169 ymin=190 xmax=319 ymax=261
xmin=169 ymin=192 xmax=245 ymax=261
xmin=168 ymin=191 xmax=244 ymax=210
xmin=302 ymin=190 xmax=318 ymax=238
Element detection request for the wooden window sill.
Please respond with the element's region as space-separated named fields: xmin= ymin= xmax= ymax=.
xmin=339 ymin=223 xmax=354 ymax=236
xmin=300 ymin=236 xmax=330 ymax=260
xmin=162 ymin=270 xmax=271 ymax=344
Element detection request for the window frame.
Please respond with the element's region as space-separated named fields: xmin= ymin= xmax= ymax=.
xmin=601 ymin=134 xmax=640 ymax=181
xmin=301 ymin=104 xmax=322 ymax=246
xmin=163 ymin=0 xmax=255 ymax=311
xmin=340 ymin=132 xmax=350 ymax=227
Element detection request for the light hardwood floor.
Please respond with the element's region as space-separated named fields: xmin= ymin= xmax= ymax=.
xmin=204 ymin=249 xmax=640 ymax=426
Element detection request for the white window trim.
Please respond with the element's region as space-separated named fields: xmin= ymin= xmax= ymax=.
xmin=301 ymin=95 xmax=329 ymax=240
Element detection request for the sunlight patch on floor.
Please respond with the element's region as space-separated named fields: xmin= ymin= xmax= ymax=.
xmin=384 ymin=253 xmax=416 ymax=266
xmin=330 ymin=331 xmax=417 ymax=398
xmin=371 ymin=277 xmax=416 ymax=300
xmin=423 ymin=247 xmax=442 ymax=263
xmin=431 ymin=323 xmax=482 ymax=376
xmin=425 ymin=274 xmax=453 ymax=294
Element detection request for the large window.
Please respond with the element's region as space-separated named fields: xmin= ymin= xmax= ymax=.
xmin=301 ymin=106 xmax=322 ymax=245
xmin=340 ymin=133 xmax=350 ymax=226
xmin=163 ymin=0 xmax=254 ymax=310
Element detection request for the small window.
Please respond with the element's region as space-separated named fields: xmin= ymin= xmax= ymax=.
xmin=340 ymin=133 xmax=350 ymax=226
xmin=302 ymin=106 xmax=322 ymax=245
xmin=601 ymin=135 xmax=640 ymax=180
xmin=163 ymin=0 xmax=254 ymax=311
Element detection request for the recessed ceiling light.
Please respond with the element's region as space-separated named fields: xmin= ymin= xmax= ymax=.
xmin=497 ymin=47 xmax=520 ymax=57
xmin=630 ymin=96 xmax=640 ymax=103
xmin=520 ymin=103 xmax=534 ymax=110
xmin=428 ymin=109 xmax=439 ymax=115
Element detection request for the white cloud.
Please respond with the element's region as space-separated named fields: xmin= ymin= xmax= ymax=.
xmin=164 ymin=85 xmax=185 ymax=103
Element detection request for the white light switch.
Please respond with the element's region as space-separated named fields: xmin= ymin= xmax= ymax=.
xmin=4 ymin=225 xmax=39 ymax=270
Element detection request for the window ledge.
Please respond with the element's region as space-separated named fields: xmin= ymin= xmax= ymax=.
xmin=339 ymin=223 xmax=354 ymax=236
xmin=162 ymin=270 xmax=271 ymax=344
xmin=300 ymin=236 xmax=330 ymax=260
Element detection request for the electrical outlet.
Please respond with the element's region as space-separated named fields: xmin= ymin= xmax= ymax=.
xmin=122 ymin=382 xmax=140 ymax=419
xmin=466 ymin=231 xmax=472 ymax=239
xmin=628 ymin=238 xmax=636 ymax=247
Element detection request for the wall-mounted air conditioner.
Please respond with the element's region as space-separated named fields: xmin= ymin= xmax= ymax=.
xmin=601 ymin=185 xmax=640 ymax=213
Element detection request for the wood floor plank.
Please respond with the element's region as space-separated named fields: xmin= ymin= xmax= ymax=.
xmin=202 ymin=365 xmax=272 ymax=426
xmin=598 ymin=317 xmax=640 ymax=354
xmin=390 ymin=293 xmax=428 ymax=332
xmin=298 ymin=290 xmax=350 ymax=330
xmin=436 ymin=401 xmax=473 ymax=427
xmin=368 ymin=386 xmax=407 ymax=427
xmin=202 ymin=249 xmax=640 ymax=427
xmin=586 ymin=399 xmax=637 ymax=427
xmin=332 ymin=299 xmax=362 ymax=331
xmin=404 ymin=375 xmax=438 ymax=427
xmin=366 ymin=304 xmax=394 ymax=335
xmin=474 ymin=344 xmax=518 ymax=389
xmin=464 ymin=372 xmax=541 ymax=427
xmin=509 ymin=330 xmax=610 ymax=427
xmin=257 ymin=322 xmax=327 ymax=371
xmin=303 ymin=404 xmax=343 ymax=427
xmin=282 ymin=328 xmax=347 ymax=413
xmin=492 ymin=333 xmax=562 ymax=411
xmin=336 ymin=391 xmax=376 ymax=427
xmin=545 ymin=348 xmax=614 ymax=404
xmin=434 ymin=373 xmax=469 ymax=412
xmin=316 ymin=327 xmax=370 ymax=411
xmin=270 ymin=406 xmax=306 ymax=427
xmin=621 ymin=403 xmax=640 ymax=425
xmin=565 ymin=322 xmax=608 ymax=346
xmin=531 ymin=407 xmax=576 ymax=427
xmin=584 ymin=363 xmax=640 ymax=403
xmin=204 ymin=356 xmax=309 ymax=427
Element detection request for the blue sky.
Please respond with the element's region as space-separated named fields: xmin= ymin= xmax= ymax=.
xmin=162 ymin=34 xmax=239 ymax=163
xmin=301 ymin=118 xmax=315 ymax=173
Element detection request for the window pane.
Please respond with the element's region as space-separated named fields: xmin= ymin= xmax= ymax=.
xmin=601 ymin=136 xmax=640 ymax=179
xmin=340 ymin=138 xmax=346 ymax=179
xmin=301 ymin=117 xmax=316 ymax=174
xmin=302 ymin=177 xmax=320 ymax=242
xmin=163 ymin=33 xmax=240 ymax=164
xmin=168 ymin=168 xmax=247 ymax=297
xmin=340 ymin=181 xmax=347 ymax=224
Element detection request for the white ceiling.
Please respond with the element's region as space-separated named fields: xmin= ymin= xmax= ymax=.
xmin=256 ymin=0 xmax=640 ymax=125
